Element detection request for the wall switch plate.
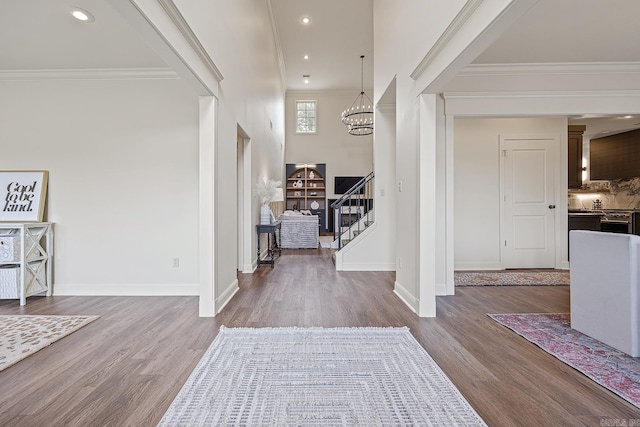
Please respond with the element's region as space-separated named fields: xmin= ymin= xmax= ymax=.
xmin=172 ymin=257 xmax=180 ymax=268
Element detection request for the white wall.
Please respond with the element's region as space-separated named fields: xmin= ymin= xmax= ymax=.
xmin=372 ymin=1 xmax=464 ymax=311
xmin=372 ymin=0 xmax=538 ymax=314
xmin=335 ymin=87 xmax=397 ymax=272
xmin=0 ymin=78 xmax=200 ymax=294
xmin=453 ymin=117 xmax=568 ymax=270
xmin=285 ymin=91 xmax=373 ymax=198
xmin=0 ymin=0 xmax=286 ymax=310
xmin=169 ymin=0 xmax=286 ymax=303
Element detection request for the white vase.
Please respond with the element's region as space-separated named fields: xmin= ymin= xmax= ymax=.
xmin=260 ymin=204 xmax=271 ymax=224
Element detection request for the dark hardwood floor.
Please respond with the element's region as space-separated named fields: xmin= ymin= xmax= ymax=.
xmin=1 ymin=248 xmax=638 ymax=426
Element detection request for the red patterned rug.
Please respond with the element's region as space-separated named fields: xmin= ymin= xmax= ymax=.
xmin=455 ymin=271 xmax=569 ymax=286
xmin=489 ymin=313 xmax=639 ymax=409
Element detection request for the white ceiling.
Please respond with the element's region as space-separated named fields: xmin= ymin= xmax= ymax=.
xmin=470 ymin=0 xmax=640 ymax=139
xmin=269 ymin=0 xmax=373 ymax=92
xmin=473 ymin=0 xmax=640 ymax=64
xmin=1 ymin=0 xmax=639 ymax=136
xmin=0 ymin=1 xmax=167 ymax=70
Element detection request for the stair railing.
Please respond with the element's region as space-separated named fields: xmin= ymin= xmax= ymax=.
xmin=330 ymin=172 xmax=374 ymax=249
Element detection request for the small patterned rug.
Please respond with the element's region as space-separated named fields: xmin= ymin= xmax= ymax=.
xmin=159 ymin=326 xmax=487 ymax=426
xmin=489 ymin=313 xmax=640 ymax=409
xmin=455 ymin=271 xmax=570 ymax=286
xmin=0 ymin=315 xmax=99 ymax=372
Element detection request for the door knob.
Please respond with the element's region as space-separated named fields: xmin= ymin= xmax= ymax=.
xmin=548 ymin=204 xmax=556 ymax=209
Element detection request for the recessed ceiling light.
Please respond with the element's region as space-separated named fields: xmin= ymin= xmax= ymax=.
xmin=301 ymin=16 xmax=311 ymax=25
xmin=71 ymin=7 xmax=95 ymax=22
xmin=623 ymin=115 xmax=633 ymax=119
xmin=303 ymin=75 xmax=310 ymax=84
xmin=303 ymin=54 xmax=309 ymax=60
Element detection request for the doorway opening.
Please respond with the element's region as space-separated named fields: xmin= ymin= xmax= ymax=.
xmin=237 ymin=125 xmax=252 ymax=273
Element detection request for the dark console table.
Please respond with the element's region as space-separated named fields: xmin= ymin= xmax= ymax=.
xmin=256 ymin=221 xmax=281 ymax=268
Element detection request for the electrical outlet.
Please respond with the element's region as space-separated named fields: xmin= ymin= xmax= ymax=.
xmin=397 ymin=181 xmax=403 ymax=192
xmin=172 ymin=257 xmax=180 ymax=268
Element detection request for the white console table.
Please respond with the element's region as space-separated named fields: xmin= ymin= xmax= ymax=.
xmin=0 ymin=222 xmax=53 ymax=306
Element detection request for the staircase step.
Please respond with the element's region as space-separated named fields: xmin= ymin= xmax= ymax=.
xmin=365 ymin=221 xmax=373 ymax=227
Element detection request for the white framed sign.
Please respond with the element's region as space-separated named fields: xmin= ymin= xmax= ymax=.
xmin=0 ymin=171 xmax=49 ymax=222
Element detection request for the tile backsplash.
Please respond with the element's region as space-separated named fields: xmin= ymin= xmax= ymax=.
xmin=568 ymin=177 xmax=640 ymax=210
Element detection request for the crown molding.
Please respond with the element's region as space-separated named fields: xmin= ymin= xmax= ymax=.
xmin=443 ymin=89 xmax=640 ymax=100
xmin=443 ymin=90 xmax=640 ymax=116
xmin=287 ymin=89 xmax=371 ymax=96
xmin=266 ymin=0 xmax=287 ymax=94
xmin=410 ymin=0 xmax=484 ymax=80
xmin=158 ymin=0 xmax=223 ymax=82
xmin=0 ymin=68 xmax=178 ymax=82
xmin=458 ymin=62 xmax=640 ymax=77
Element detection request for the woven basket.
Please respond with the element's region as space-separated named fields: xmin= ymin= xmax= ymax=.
xmin=0 ymin=234 xmax=20 ymax=263
xmin=0 ymin=264 xmax=47 ymax=299
xmin=0 ymin=266 xmax=20 ymax=299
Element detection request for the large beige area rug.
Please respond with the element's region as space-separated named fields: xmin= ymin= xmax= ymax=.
xmin=159 ymin=326 xmax=486 ymax=426
xmin=0 ymin=315 xmax=99 ymax=372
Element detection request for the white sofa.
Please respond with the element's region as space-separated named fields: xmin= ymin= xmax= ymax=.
xmin=278 ymin=211 xmax=319 ymax=249
xmin=569 ymin=230 xmax=640 ymax=357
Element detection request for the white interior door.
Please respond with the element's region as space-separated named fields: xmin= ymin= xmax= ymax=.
xmin=501 ymin=137 xmax=557 ymax=268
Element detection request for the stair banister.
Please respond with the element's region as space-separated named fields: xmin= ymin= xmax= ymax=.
xmin=330 ymin=172 xmax=374 ymax=249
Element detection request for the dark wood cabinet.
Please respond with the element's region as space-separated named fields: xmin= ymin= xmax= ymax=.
xmin=568 ymin=125 xmax=585 ymax=189
xmin=568 ymin=214 xmax=601 ymax=257
xmin=590 ymin=128 xmax=640 ymax=180
xmin=568 ymin=215 xmax=601 ymax=232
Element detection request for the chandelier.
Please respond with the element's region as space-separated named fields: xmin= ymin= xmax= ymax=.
xmin=341 ymin=55 xmax=373 ymax=136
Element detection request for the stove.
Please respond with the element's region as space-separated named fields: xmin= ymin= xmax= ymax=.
xmin=600 ymin=209 xmax=636 ymax=234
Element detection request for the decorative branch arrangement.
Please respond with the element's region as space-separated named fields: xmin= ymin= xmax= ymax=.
xmin=255 ymin=178 xmax=282 ymax=205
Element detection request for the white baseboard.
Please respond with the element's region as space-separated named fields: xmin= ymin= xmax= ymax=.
xmin=216 ymin=279 xmax=239 ymax=313
xmin=242 ymin=263 xmax=256 ymax=273
xmin=435 ymin=283 xmax=448 ymax=296
xmin=454 ymin=261 xmax=502 ymax=270
xmin=455 ymin=261 xmax=570 ymax=271
xmin=393 ymin=281 xmax=418 ymax=313
xmin=53 ymin=283 xmax=199 ymax=296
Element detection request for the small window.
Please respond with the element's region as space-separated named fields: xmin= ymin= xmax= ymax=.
xmin=295 ymin=100 xmax=317 ymax=134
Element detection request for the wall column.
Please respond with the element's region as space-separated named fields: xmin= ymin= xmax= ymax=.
xmin=418 ymin=94 xmax=437 ymax=317
xmin=199 ymin=95 xmax=216 ymax=317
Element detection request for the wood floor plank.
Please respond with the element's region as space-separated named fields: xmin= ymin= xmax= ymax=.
xmin=0 ymin=248 xmax=638 ymax=426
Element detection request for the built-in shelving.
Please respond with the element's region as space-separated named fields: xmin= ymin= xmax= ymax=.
xmin=285 ymin=163 xmax=326 ymax=231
